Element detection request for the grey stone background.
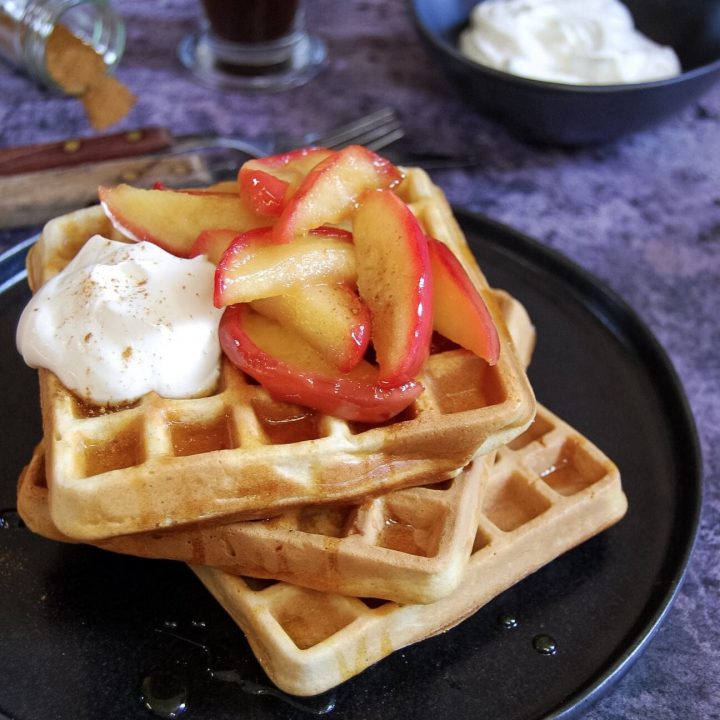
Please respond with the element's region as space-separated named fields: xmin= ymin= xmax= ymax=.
xmin=0 ymin=1 xmax=717 ymax=718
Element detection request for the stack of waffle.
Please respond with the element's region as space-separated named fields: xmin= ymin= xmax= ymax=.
xmin=16 ymin=168 xmax=627 ymax=696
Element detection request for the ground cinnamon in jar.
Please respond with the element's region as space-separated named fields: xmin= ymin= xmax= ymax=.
xmin=45 ymin=23 xmax=135 ymax=129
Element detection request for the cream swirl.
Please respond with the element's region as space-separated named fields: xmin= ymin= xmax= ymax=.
xmin=17 ymin=236 xmax=223 ymax=405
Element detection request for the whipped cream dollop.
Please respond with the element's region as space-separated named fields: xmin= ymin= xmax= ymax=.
xmin=459 ymin=0 xmax=681 ymax=85
xmin=17 ymin=236 xmax=223 ymax=405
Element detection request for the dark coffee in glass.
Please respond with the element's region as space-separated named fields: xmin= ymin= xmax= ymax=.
xmin=201 ymin=0 xmax=300 ymax=44
xmin=179 ymin=0 xmax=326 ymax=91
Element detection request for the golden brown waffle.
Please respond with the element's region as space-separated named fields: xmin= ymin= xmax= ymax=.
xmin=16 ymin=402 xmax=626 ymax=695
xmin=194 ymin=402 xmax=626 ymax=696
xmin=28 ymin=168 xmax=536 ymax=541
xmin=20 ymin=447 xmax=488 ymax=604
xmin=17 ymin=288 xmax=534 ymax=605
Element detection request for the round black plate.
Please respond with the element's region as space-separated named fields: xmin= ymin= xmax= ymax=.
xmin=0 ymin=210 xmax=701 ymax=720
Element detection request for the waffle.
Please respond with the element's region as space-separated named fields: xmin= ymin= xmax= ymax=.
xmin=19 ymin=446 xmax=488 ymax=604
xmin=18 ymin=403 xmax=627 ymax=695
xmin=26 ymin=168 xmax=536 ymax=541
xmin=18 ymin=288 xmax=534 ymax=605
xmin=195 ymin=402 xmax=627 ymax=696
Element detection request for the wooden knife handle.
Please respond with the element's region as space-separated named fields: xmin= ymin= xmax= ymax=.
xmin=0 ymin=128 xmax=174 ymax=176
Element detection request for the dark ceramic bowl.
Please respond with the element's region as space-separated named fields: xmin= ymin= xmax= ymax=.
xmin=409 ymin=0 xmax=720 ymax=144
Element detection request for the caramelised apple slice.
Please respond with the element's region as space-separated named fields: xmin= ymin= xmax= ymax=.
xmin=220 ymin=305 xmax=423 ymax=423
xmin=99 ymin=184 xmax=264 ymax=257
xmin=427 ymin=237 xmax=500 ymax=365
xmin=252 ymin=284 xmax=370 ymax=372
xmin=189 ymin=224 xmax=352 ymax=266
xmin=214 ymin=228 xmax=356 ymax=307
xmin=353 ymin=189 xmax=433 ymax=385
xmin=273 ymin=145 xmax=403 ymax=243
xmin=189 ymin=228 xmax=241 ymax=264
xmin=239 ymin=147 xmax=333 ymax=217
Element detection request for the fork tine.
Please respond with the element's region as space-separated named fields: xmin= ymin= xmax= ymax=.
xmin=345 ymin=122 xmax=405 ymax=153
xmin=170 ymin=108 xmax=404 ymax=160
xmin=313 ymin=108 xmax=401 ymax=149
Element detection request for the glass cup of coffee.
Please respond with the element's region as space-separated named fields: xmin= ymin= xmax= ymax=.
xmin=179 ymin=0 xmax=327 ymax=91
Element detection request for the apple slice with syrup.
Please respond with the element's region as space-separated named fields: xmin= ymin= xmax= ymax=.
xmin=220 ymin=304 xmax=423 ymax=423
xmin=272 ymin=145 xmax=403 ymax=244
xmin=252 ymin=284 xmax=370 ymax=373
xmin=191 ymin=224 xmax=353 ymax=266
xmin=239 ymin=147 xmax=334 ymax=218
xmin=353 ymin=188 xmax=433 ymax=385
xmin=190 ymin=228 xmax=242 ymax=264
xmin=214 ymin=226 xmax=356 ymax=307
xmin=99 ymin=184 xmax=264 ymax=258
xmin=427 ymin=237 xmax=500 ymax=365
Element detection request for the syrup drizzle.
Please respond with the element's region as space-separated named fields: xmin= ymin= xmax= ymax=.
xmin=533 ymin=633 xmax=557 ymax=655
xmin=498 ymin=613 xmax=518 ymax=630
xmin=140 ymin=669 xmax=189 ymax=719
xmin=0 ymin=508 xmax=23 ymax=529
xmin=146 ymin=623 xmax=337 ymax=716
xmin=210 ymin=668 xmax=336 ymax=714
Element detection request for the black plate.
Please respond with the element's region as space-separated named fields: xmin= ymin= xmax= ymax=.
xmin=0 ymin=210 xmax=701 ymax=720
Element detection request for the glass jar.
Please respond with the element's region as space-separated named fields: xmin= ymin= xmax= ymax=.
xmin=0 ymin=0 xmax=125 ymax=92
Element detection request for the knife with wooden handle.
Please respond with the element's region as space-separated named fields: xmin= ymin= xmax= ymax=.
xmin=0 ymin=128 xmax=175 ymax=176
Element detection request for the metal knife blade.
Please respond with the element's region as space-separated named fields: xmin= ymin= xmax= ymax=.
xmin=0 ymin=153 xmax=215 ymax=229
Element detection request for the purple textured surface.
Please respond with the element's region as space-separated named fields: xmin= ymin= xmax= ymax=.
xmin=0 ymin=1 xmax=718 ymax=718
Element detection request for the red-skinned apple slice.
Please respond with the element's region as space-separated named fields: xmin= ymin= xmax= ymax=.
xmin=252 ymin=284 xmax=370 ymax=372
xmin=214 ymin=228 xmax=356 ymax=307
xmin=239 ymin=147 xmax=333 ymax=218
xmin=353 ymin=189 xmax=433 ymax=384
xmin=189 ymin=228 xmax=241 ymax=264
xmin=240 ymin=169 xmax=290 ymax=217
xmin=272 ymin=145 xmax=404 ymax=243
xmin=220 ymin=305 xmax=423 ymax=423
xmin=99 ymin=184 xmax=265 ymax=257
xmin=190 ymin=224 xmax=351 ymax=265
xmin=427 ymin=237 xmax=500 ymax=365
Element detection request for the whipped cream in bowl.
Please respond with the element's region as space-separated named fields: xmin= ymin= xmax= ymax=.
xmin=17 ymin=235 xmax=223 ymax=406
xmin=459 ymin=0 xmax=681 ymax=85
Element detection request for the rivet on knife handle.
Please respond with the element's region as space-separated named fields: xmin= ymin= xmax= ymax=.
xmin=0 ymin=128 xmax=174 ymax=176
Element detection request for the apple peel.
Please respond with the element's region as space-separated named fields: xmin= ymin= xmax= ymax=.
xmin=428 ymin=237 xmax=500 ymax=365
xmin=272 ymin=145 xmax=403 ymax=244
xmin=220 ymin=305 xmax=423 ymax=423
xmin=239 ymin=147 xmax=334 ymax=218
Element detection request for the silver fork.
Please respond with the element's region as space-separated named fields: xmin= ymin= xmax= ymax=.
xmin=170 ymin=107 xmax=405 ymax=158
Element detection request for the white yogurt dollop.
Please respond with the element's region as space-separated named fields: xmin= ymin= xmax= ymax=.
xmin=459 ymin=0 xmax=681 ymax=85
xmin=17 ymin=236 xmax=223 ymax=405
